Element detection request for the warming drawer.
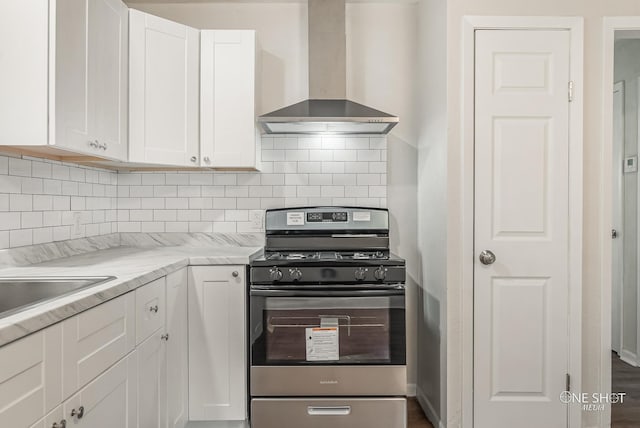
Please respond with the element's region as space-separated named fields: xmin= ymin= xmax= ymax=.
xmin=251 ymin=397 xmax=407 ymax=428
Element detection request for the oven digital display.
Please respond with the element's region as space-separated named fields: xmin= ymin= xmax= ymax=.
xmin=307 ymin=212 xmax=348 ymax=222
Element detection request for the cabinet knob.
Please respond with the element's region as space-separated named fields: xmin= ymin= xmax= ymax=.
xmin=204 ymin=156 xmax=211 ymax=163
xmin=232 ymin=271 xmax=239 ymax=278
xmin=71 ymin=406 xmax=84 ymax=419
xmin=102 ymin=142 xmax=107 ymax=150
xmin=149 ymin=305 xmax=159 ymax=313
xmin=88 ymin=140 xmax=97 ymax=148
xmin=190 ymin=156 xmax=197 ymax=163
xmin=52 ymin=420 xmax=66 ymax=428
xmin=161 ymin=333 xmax=170 ymax=341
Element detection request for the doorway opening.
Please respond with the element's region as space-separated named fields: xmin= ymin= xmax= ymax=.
xmin=610 ymin=29 xmax=640 ymax=428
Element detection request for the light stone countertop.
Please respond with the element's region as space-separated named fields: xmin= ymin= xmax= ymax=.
xmin=0 ymin=245 xmax=262 ymax=348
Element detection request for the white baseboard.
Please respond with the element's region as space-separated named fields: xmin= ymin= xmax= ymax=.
xmin=407 ymin=383 xmax=417 ymax=397
xmin=416 ymin=386 xmax=445 ymax=428
xmin=619 ymin=349 xmax=639 ymax=367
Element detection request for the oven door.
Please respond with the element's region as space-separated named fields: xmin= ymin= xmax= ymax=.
xmin=249 ymin=287 xmax=406 ymax=396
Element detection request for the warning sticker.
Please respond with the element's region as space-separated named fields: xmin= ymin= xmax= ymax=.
xmin=286 ymin=212 xmax=305 ymax=226
xmin=305 ymin=327 xmax=339 ymax=361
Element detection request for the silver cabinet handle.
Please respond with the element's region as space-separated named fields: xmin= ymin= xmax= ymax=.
xmin=204 ymin=156 xmax=210 ymax=163
xmin=307 ymin=406 xmax=351 ymax=416
xmin=232 ymin=271 xmax=239 ymax=277
xmin=190 ymin=156 xmax=197 ymax=162
xmin=70 ymin=406 xmax=84 ymax=419
xmin=102 ymin=142 xmax=107 ymax=150
xmin=161 ymin=333 xmax=169 ymax=341
xmin=52 ymin=420 xmax=66 ymax=428
xmin=88 ymin=140 xmax=98 ymax=149
xmin=479 ymin=250 xmax=496 ymax=265
xmin=149 ymin=305 xmax=159 ymax=313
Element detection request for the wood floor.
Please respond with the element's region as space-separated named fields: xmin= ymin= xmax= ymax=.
xmin=408 ymin=398 xmax=435 ymax=428
xmin=612 ymin=352 xmax=640 ymax=427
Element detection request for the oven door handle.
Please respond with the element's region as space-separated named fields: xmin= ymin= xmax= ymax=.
xmin=250 ymin=288 xmax=405 ymax=297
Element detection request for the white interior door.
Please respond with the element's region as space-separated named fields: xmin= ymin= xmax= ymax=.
xmin=474 ymin=29 xmax=571 ymax=428
xmin=612 ymin=81 xmax=625 ymax=354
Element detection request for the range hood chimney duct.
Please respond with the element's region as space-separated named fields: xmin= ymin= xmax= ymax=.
xmin=309 ymin=0 xmax=346 ymax=99
xmin=257 ymin=0 xmax=398 ymax=135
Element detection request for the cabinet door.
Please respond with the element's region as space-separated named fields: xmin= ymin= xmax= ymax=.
xmin=0 ymin=0 xmax=49 ymax=146
xmin=188 ymin=266 xmax=246 ymax=420
xmin=55 ymin=0 xmax=91 ymax=153
xmin=0 ymin=324 xmax=62 ymax=427
xmin=135 ymin=277 xmax=166 ymax=346
xmin=29 ymin=404 xmax=64 ymax=428
xmin=62 ymin=293 xmax=135 ymax=399
xmin=166 ymin=268 xmax=188 ymax=428
xmin=64 ymin=352 xmax=136 ymax=428
xmin=129 ymin=10 xmax=200 ymax=166
xmin=56 ymin=0 xmax=128 ymax=160
xmin=88 ymin=0 xmax=128 ymax=160
xmin=136 ymin=330 xmax=166 ymax=428
xmin=201 ymin=30 xmax=257 ymax=169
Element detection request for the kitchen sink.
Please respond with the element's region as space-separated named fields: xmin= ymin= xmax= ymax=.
xmin=0 ymin=276 xmax=116 ymax=319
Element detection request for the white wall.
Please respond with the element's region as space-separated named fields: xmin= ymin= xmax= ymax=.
xmin=416 ymin=0 xmax=447 ymax=426
xmin=444 ymin=1 xmax=640 ymax=427
xmin=127 ymin=0 xmax=421 ymax=386
xmin=614 ymin=39 xmax=640 ymax=364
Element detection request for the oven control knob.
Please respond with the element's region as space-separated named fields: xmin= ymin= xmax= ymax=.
xmin=374 ymin=266 xmax=387 ymax=280
xmin=354 ymin=267 xmax=367 ymax=281
xmin=269 ymin=267 xmax=283 ymax=281
xmin=289 ymin=268 xmax=303 ymax=281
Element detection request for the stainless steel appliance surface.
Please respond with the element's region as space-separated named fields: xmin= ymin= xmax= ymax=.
xmin=249 ymin=207 xmax=407 ymax=428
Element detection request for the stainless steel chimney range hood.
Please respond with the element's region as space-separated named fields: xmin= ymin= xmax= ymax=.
xmin=257 ymin=0 xmax=399 ymax=135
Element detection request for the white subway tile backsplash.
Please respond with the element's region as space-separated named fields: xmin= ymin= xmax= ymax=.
xmin=10 ymin=194 xmax=32 ymax=212
xmin=10 ymin=229 xmax=32 ymax=247
xmin=9 ymin=158 xmax=32 ymax=177
xmin=142 ymin=174 xmax=165 ymax=185
xmin=0 ymin=136 xmax=386 ymax=248
xmin=0 ymin=157 xmax=7 ymax=175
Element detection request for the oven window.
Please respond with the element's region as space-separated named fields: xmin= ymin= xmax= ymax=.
xmin=250 ymin=295 xmax=405 ymax=365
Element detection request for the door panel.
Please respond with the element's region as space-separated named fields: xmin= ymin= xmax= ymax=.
xmin=129 ymin=10 xmax=199 ymax=166
xmin=189 ymin=266 xmax=246 ymax=420
xmin=166 ymin=268 xmax=188 ymax=428
xmin=474 ymin=29 xmax=570 ymax=428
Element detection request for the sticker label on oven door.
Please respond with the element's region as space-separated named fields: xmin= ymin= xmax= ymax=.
xmin=305 ymin=327 xmax=339 ymax=361
xmin=287 ymin=212 xmax=305 ymax=226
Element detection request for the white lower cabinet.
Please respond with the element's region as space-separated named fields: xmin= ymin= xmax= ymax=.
xmin=137 ymin=267 xmax=188 ymax=428
xmin=166 ymin=268 xmax=189 ymax=428
xmin=62 ymin=292 xmax=136 ymax=400
xmin=29 ymin=405 xmax=64 ymax=428
xmin=63 ymin=353 xmax=137 ymax=428
xmin=188 ymin=266 xmax=246 ymax=421
xmin=0 ymin=324 xmax=62 ymax=427
xmin=137 ymin=330 xmax=166 ymax=428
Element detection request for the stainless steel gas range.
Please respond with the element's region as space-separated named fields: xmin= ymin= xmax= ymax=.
xmin=249 ymin=207 xmax=407 ymax=428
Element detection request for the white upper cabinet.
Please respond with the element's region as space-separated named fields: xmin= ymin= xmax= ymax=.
xmin=201 ymin=30 xmax=260 ymax=169
xmin=129 ymin=10 xmax=200 ymax=167
xmin=0 ymin=0 xmax=128 ymax=161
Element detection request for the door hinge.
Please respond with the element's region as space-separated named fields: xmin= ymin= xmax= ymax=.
xmin=568 ymin=81 xmax=574 ymax=102
xmin=566 ymin=373 xmax=571 ymax=391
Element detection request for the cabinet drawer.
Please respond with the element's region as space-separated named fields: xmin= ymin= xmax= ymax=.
xmin=0 ymin=324 xmax=62 ymax=427
xmin=62 ymin=293 xmax=135 ymax=399
xmin=251 ymin=398 xmax=407 ymax=428
xmin=136 ymin=277 xmax=166 ymax=345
